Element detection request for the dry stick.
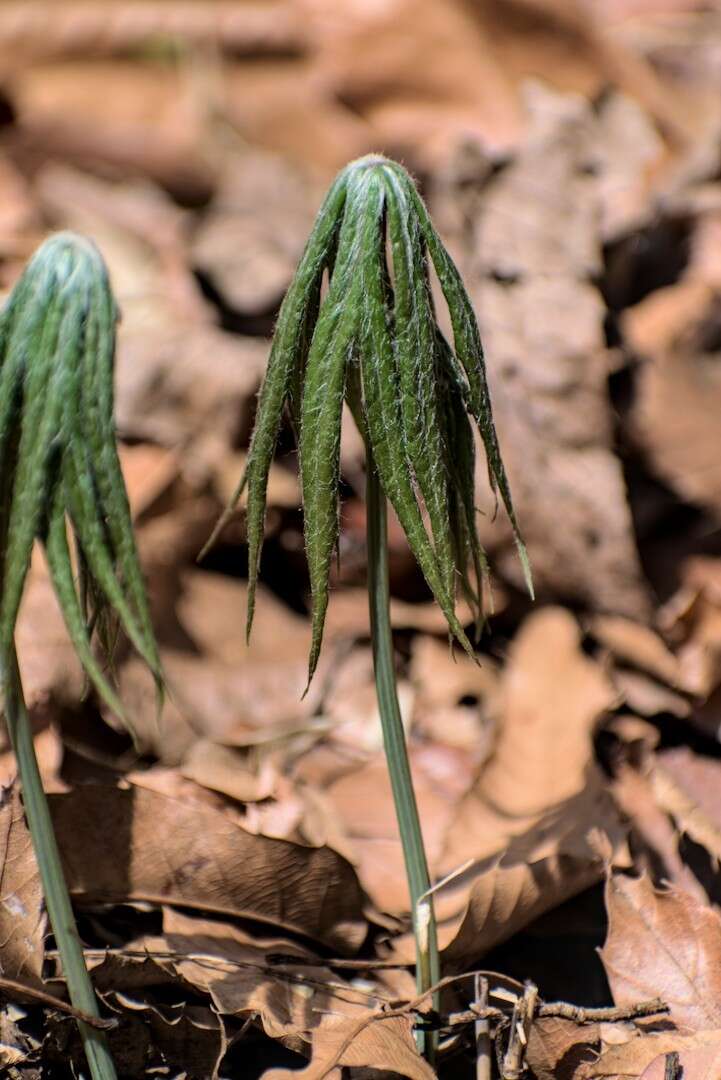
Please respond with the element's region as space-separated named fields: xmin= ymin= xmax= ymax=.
xmin=0 ymin=975 xmax=115 ymax=1029
xmin=474 ymin=974 xmax=491 ymax=1080
xmin=3 ymin=646 xmax=117 ymax=1080
xmin=501 ymin=982 xmax=538 ymax=1080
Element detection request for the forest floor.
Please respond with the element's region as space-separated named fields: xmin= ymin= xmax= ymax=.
xmin=2 ymin=2 xmax=721 ymax=1078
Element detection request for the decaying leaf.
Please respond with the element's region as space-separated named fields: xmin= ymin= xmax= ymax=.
xmin=582 ymin=1030 xmax=721 ymax=1080
xmin=440 ymin=787 xmax=624 ymax=965
xmin=49 ymin=783 xmax=368 ymax=953
xmin=601 ymin=873 xmax=721 ymax=1030
xmin=526 ymin=1016 xmax=601 ymax=1080
xmin=651 ymin=748 xmax=721 ymax=867
xmin=260 ymin=1014 xmax=434 ymax=1080
xmin=589 ymin=614 xmax=682 ymax=689
xmin=0 ymin=783 xmax=45 ymax=983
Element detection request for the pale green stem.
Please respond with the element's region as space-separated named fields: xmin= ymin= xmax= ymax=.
xmin=3 ymin=644 xmax=117 ymax=1080
xmin=365 ymin=452 xmax=440 ymax=1060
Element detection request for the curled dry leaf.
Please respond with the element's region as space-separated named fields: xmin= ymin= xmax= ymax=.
xmin=0 ymin=784 xmax=45 ymax=984
xmin=526 ymin=1016 xmax=601 ymax=1080
xmin=260 ymin=1014 xmax=434 ymax=1080
xmin=611 ymin=762 xmax=708 ymax=903
xmin=48 ymin=783 xmax=368 ymax=953
xmin=611 ymin=670 xmax=691 ymax=720
xmin=601 ymin=872 xmax=721 ymax=1030
xmin=589 ymin=614 xmax=682 ymax=689
xmin=449 ymin=607 xmax=617 ymax=832
xmin=383 ymin=607 xmax=627 ymax=963
xmin=626 ymin=277 xmax=721 ymax=520
xmin=582 ymin=1030 xmax=721 ymax=1080
xmin=639 ymin=1038 xmax=721 ymax=1080
xmin=659 ymin=557 xmax=721 ymax=704
xmin=139 ymin=908 xmax=430 ymax=1080
xmin=180 ymin=740 xmax=279 ymax=804
xmin=440 ymin=787 xmax=625 ymax=967
xmin=651 ymin=748 xmax=721 ymax=867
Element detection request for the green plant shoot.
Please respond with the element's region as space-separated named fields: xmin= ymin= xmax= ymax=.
xmin=205 ymin=155 xmax=533 ymax=1061
xmin=0 ymin=232 xmax=163 ymax=1080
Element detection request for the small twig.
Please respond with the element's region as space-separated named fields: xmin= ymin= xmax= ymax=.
xmin=538 ymin=998 xmax=668 ymax=1023
xmin=0 ymin=975 xmax=116 ymax=1030
xmin=501 ymin=981 xmax=538 ymax=1080
xmin=664 ymin=1051 xmax=681 ymax=1080
xmin=475 ymin=974 xmax=491 ymax=1080
xmin=266 ymin=953 xmax=407 ymax=971
xmin=311 ymin=973 xmax=479 ymax=1080
xmin=442 ymin=996 xmax=668 ymax=1030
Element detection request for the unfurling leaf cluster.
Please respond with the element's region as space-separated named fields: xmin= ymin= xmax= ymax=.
xmin=210 ymin=155 xmax=533 ymax=683
xmin=0 ymin=232 xmax=161 ymax=719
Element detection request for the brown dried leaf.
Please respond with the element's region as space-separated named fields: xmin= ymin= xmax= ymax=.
xmin=440 ymin=787 xmax=624 ymax=966
xmin=635 ymin=345 xmax=721 ymax=520
xmin=589 ymin=614 xmax=682 ymax=688
xmin=459 ymin=607 xmax=617 ymax=825
xmin=116 ymin=324 xmax=268 ymax=448
xmin=611 ymin=670 xmax=691 ymax=719
xmin=119 ymin=573 xmax=324 ymax=760
xmin=659 ymin=557 xmax=721 ymax=701
xmin=582 ymin=1030 xmax=721 ymax=1080
xmin=192 ymin=148 xmax=318 ymax=316
xmin=382 ymin=608 xmax=627 ymax=962
xmin=138 ymin=908 xmax=429 ymax=1080
xmin=611 ymin=764 xmax=708 ymax=903
xmin=410 ymin=636 xmax=498 ymax=753
xmin=526 ymin=1016 xmax=601 ymax=1080
xmin=0 ymin=723 xmax=66 ymax=796
xmin=49 ymin=783 xmax=367 ymax=953
xmin=261 ymin=1014 xmax=434 ymax=1080
xmin=601 ymin=873 xmax=721 ymax=1029
xmin=450 ymin=84 xmax=649 ymax=614
xmin=651 ymin=748 xmax=721 ymax=866
xmin=639 ymin=1038 xmax=721 ymax=1079
xmin=0 ymin=783 xmax=45 ymax=983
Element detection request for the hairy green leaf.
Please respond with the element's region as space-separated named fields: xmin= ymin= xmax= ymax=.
xmin=209 ymin=154 xmax=532 ymax=681
xmin=300 ymin=171 xmax=370 ymax=681
xmin=0 ymin=232 xmax=161 ymax=723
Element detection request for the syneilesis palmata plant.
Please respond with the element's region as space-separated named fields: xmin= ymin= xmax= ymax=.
xmin=203 ymin=154 xmax=533 ymax=1059
xmin=0 ymin=232 xmax=162 ymax=1080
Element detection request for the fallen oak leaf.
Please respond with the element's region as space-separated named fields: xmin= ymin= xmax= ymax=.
xmin=0 ymin=783 xmax=46 ymax=984
xmin=588 ymin=614 xmax=682 ymax=689
xmin=137 ymin=907 xmax=388 ymax=1052
xmin=581 ymin=1030 xmax=721 ymax=1079
xmin=48 ymin=783 xmax=368 ymax=953
xmin=601 ymin=872 xmax=721 ymax=1030
xmin=639 ymin=1038 xmax=721 ymax=1079
xmin=459 ymin=607 xmax=618 ymax=823
xmin=650 ymin=748 xmax=721 ymax=868
xmin=526 ymin=1016 xmax=601 ymax=1080
xmin=261 ymin=1013 xmax=434 ymax=1080
xmin=440 ymin=787 xmax=626 ymax=967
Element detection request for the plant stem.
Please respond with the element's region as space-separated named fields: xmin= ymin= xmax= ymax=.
xmin=3 ymin=644 xmax=117 ymax=1080
xmin=365 ymin=451 xmax=440 ymax=1060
